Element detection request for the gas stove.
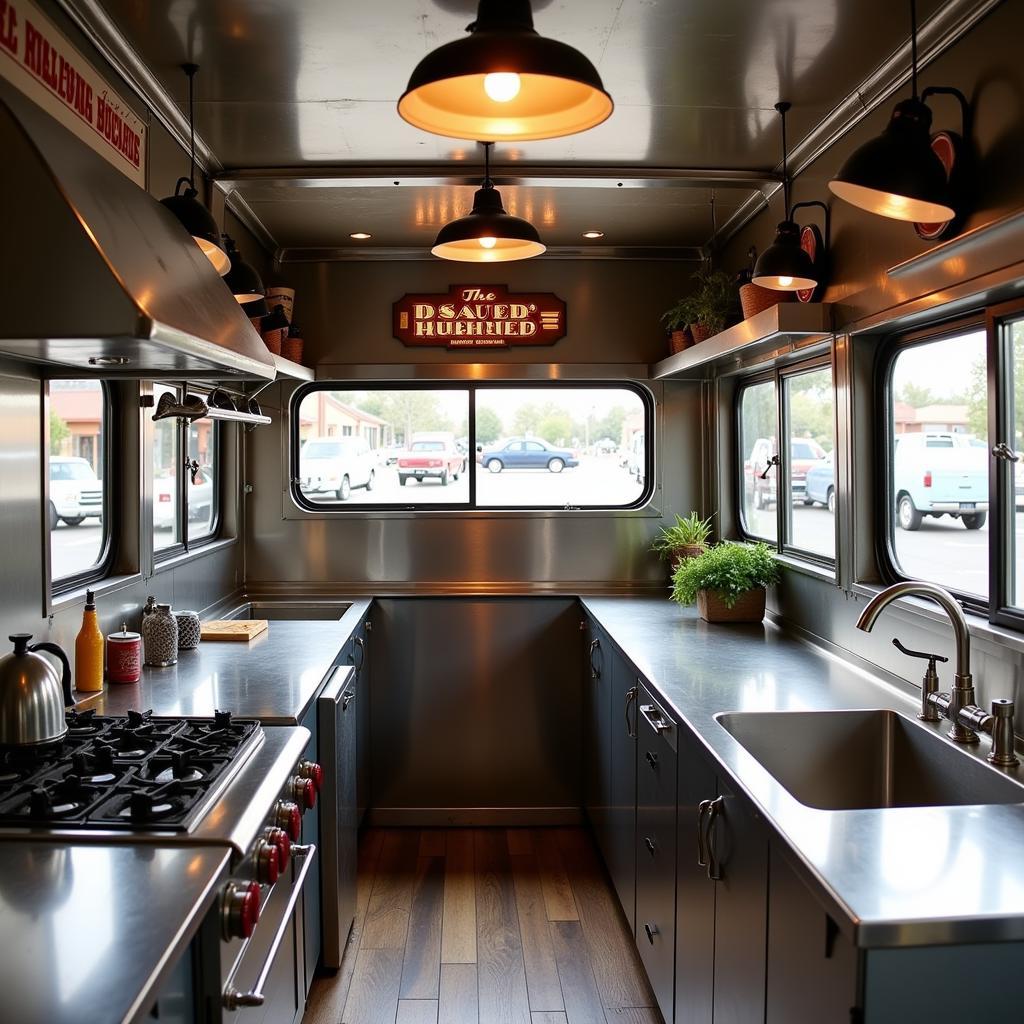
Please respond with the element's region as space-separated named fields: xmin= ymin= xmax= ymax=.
xmin=0 ymin=708 xmax=262 ymax=832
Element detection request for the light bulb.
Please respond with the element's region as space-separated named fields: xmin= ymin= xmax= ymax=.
xmin=478 ymin=236 xmax=497 ymax=249
xmin=484 ymin=73 xmax=521 ymax=103
xmin=778 ymin=276 xmax=794 ymax=287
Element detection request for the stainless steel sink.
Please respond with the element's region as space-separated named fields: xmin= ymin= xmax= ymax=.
xmin=227 ymin=601 xmax=350 ymax=622
xmin=716 ymin=709 xmax=1024 ymax=810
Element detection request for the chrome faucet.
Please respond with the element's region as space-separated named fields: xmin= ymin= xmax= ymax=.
xmin=856 ymin=581 xmax=1018 ymax=766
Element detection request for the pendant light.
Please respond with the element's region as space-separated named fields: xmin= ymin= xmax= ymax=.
xmin=222 ymin=235 xmax=265 ymax=303
xmin=828 ymin=0 xmax=956 ymax=223
xmin=398 ymin=0 xmax=613 ymax=142
xmin=753 ymin=102 xmax=827 ymax=293
xmin=432 ymin=143 xmax=546 ymax=262
xmin=160 ymin=64 xmax=229 ymax=276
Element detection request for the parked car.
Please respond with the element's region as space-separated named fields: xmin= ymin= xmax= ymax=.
xmin=384 ymin=442 xmax=406 ymax=466
xmin=893 ymin=432 xmax=988 ymax=530
xmin=804 ymin=452 xmax=835 ymax=513
xmin=746 ymin=436 xmax=827 ymax=508
xmin=480 ymin=437 xmax=579 ymax=473
xmin=299 ymin=436 xmax=377 ymax=501
xmin=152 ymin=465 xmax=216 ymax=530
xmin=626 ymin=431 xmax=645 ymax=485
xmin=398 ymin=432 xmax=465 ymax=486
xmin=49 ymin=456 xmax=103 ymax=529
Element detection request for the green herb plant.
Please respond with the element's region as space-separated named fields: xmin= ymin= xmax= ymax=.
xmin=651 ymin=512 xmax=713 ymax=561
xmin=671 ymin=542 xmax=780 ymax=608
xmin=660 ymin=297 xmax=696 ymax=333
xmin=687 ymin=264 xmax=735 ymax=336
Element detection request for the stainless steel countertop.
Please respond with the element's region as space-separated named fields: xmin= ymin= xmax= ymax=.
xmin=581 ymin=596 xmax=1024 ymax=948
xmin=78 ymin=600 xmax=371 ymax=724
xmin=0 ymin=839 xmax=229 ymax=1024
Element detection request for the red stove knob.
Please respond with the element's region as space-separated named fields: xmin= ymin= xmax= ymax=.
xmin=264 ymin=827 xmax=291 ymax=871
xmin=298 ymin=760 xmax=323 ymax=793
xmin=253 ymin=838 xmax=280 ymax=885
xmin=290 ymin=776 xmax=316 ymax=811
xmin=221 ymin=880 xmax=261 ymax=941
xmin=275 ymin=800 xmax=301 ymax=841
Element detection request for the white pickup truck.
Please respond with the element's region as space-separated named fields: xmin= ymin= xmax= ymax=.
xmin=893 ymin=432 xmax=988 ymax=530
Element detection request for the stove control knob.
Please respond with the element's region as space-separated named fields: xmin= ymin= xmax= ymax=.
xmin=264 ymin=827 xmax=291 ymax=871
xmin=221 ymin=881 xmax=261 ymax=941
xmin=275 ymin=800 xmax=302 ymax=841
xmin=253 ymin=838 xmax=280 ymax=885
xmin=298 ymin=760 xmax=323 ymax=793
xmin=290 ymin=776 xmax=316 ymax=811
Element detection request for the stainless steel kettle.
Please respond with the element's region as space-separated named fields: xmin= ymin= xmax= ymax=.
xmin=0 ymin=634 xmax=74 ymax=746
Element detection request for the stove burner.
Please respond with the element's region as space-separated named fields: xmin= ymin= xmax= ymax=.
xmin=147 ymin=750 xmax=208 ymax=786
xmin=123 ymin=781 xmax=185 ymax=822
xmin=127 ymin=709 xmax=153 ymax=730
xmin=66 ymin=708 xmax=101 ymax=736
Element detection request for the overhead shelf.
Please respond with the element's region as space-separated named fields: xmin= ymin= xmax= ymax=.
xmin=650 ymin=303 xmax=834 ymax=380
xmin=272 ymin=353 xmax=314 ymax=382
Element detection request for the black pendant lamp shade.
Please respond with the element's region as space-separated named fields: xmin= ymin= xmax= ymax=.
xmin=752 ymin=220 xmax=818 ymax=292
xmin=222 ymin=235 xmax=265 ymax=303
xmin=160 ymin=64 xmax=229 ymax=276
xmin=432 ymin=144 xmax=545 ymax=262
xmin=828 ymin=0 xmax=957 ymax=224
xmin=398 ymin=0 xmax=613 ymax=142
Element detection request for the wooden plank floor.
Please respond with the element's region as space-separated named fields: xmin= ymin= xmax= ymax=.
xmin=305 ymin=827 xmax=659 ymax=1024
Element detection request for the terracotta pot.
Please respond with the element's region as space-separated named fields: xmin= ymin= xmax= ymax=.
xmin=696 ymin=587 xmax=766 ymax=624
xmin=671 ymin=543 xmax=707 ymax=572
xmin=739 ymin=282 xmax=792 ymax=321
xmin=262 ymin=327 xmax=285 ymax=355
xmin=669 ymin=328 xmax=693 ymax=354
xmin=282 ymin=335 xmax=304 ymax=363
xmin=689 ymin=322 xmax=713 ymax=344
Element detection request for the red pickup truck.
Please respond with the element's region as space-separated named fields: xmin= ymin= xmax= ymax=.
xmin=398 ymin=433 xmax=465 ymax=486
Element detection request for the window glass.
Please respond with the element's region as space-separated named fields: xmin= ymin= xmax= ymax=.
xmin=187 ymin=418 xmax=218 ymax=542
xmin=786 ymin=366 xmax=835 ymax=558
xmin=889 ymin=330 xmax=988 ymax=598
xmin=296 ymin=389 xmax=470 ymax=506
xmin=153 ymin=385 xmax=180 ymax=551
xmin=739 ymin=380 xmax=778 ymax=542
xmin=475 ymin=387 xmax=647 ymax=508
xmin=48 ymin=380 xmax=107 ymax=583
xmin=1007 ymin=318 xmax=1024 ymax=609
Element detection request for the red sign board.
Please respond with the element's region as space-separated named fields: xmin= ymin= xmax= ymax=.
xmin=393 ymin=285 xmax=567 ymax=348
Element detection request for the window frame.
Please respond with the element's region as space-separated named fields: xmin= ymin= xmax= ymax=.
xmin=876 ymin=311 xmax=991 ymax=617
xmin=289 ymin=380 xmax=655 ymax=514
xmin=152 ymin=384 xmax=222 ymax=563
xmin=735 ymin=354 xmax=838 ymax=569
xmin=48 ymin=380 xmax=115 ymax=596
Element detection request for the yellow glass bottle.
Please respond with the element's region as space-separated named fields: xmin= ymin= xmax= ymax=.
xmin=75 ymin=590 xmax=105 ymax=693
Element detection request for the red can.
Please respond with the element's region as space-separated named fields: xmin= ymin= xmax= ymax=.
xmin=107 ymin=626 xmax=142 ymax=684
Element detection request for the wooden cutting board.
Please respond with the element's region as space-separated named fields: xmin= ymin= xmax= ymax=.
xmin=200 ymin=620 xmax=269 ymax=642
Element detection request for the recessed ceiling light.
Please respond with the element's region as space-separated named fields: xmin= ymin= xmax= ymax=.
xmin=350 ymin=232 xmax=372 ymax=240
xmin=582 ymin=230 xmax=604 ymax=239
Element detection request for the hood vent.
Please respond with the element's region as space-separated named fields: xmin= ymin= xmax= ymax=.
xmin=0 ymin=80 xmax=275 ymax=381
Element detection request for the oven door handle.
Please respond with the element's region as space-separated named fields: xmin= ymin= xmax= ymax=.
xmin=222 ymin=844 xmax=318 ymax=1010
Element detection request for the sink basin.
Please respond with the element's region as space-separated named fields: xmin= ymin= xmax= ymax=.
xmin=716 ymin=709 xmax=1024 ymax=810
xmin=227 ymin=601 xmax=350 ymax=622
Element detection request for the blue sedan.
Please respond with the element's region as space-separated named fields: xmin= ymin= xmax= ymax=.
xmin=480 ymin=437 xmax=579 ymax=474
xmin=804 ymin=454 xmax=835 ymax=512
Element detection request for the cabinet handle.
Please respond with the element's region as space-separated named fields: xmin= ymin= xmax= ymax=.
xmin=342 ymin=687 xmax=356 ymax=710
xmin=352 ymin=635 xmax=365 ymax=672
xmin=639 ymin=703 xmax=672 ymax=734
xmin=643 ymin=835 xmax=656 ymax=857
xmin=589 ymin=638 xmax=601 ymax=679
xmin=644 ymin=922 xmax=658 ymax=944
xmin=624 ymin=685 xmax=638 ymax=739
xmin=704 ymin=796 xmax=725 ymax=881
xmin=645 ymin=750 xmax=658 ymax=771
xmin=696 ymin=799 xmax=711 ymax=867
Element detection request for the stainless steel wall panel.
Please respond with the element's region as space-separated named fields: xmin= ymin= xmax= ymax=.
xmin=369 ymin=597 xmax=582 ymax=821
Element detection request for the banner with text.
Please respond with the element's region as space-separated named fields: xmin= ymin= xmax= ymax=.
xmin=393 ymin=285 xmax=567 ymax=348
xmin=0 ymin=0 xmax=146 ymax=186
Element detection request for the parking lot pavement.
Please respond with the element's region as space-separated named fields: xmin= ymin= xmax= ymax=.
xmin=50 ymin=521 xmax=105 ymax=578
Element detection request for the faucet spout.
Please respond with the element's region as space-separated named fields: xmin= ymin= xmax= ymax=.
xmin=855 ymin=581 xmax=970 ymax=679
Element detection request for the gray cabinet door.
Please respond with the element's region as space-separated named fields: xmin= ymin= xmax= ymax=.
xmin=710 ymin=778 xmax=768 ymax=1024
xmin=607 ymin=645 xmax=638 ymax=934
xmin=766 ymin=844 xmax=859 ymax=1024
xmin=635 ymin=687 xmax=678 ymax=1024
xmin=348 ymin=620 xmax=370 ymax=825
xmin=582 ymin=619 xmax=612 ymax=855
xmin=675 ymin=731 xmax=717 ymax=1024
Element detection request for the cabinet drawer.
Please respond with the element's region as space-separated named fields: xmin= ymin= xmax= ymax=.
xmin=636 ymin=687 xmax=678 ymax=1022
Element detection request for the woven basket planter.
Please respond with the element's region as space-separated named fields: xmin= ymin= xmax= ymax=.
xmin=669 ymin=328 xmax=694 ymax=354
xmin=739 ymin=283 xmax=792 ymax=321
xmin=671 ymin=544 xmax=707 ymax=573
xmin=689 ymin=322 xmax=714 ymax=344
xmin=696 ymin=587 xmax=766 ymax=624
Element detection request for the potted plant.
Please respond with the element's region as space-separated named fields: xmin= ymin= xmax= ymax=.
xmin=651 ymin=512 xmax=713 ymax=568
xmin=660 ymin=298 xmax=695 ymax=355
xmin=670 ymin=542 xmax=780 ymax=623
xmin=686 ymin=264 xmax=735 ymax=342
xmin=736 ymin=248 xmax=793 ymax=321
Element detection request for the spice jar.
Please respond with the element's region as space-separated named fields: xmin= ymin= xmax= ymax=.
xmin=107 ymin=623 xmax=142 ymax=684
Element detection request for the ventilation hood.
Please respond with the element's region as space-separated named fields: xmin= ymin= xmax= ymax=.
xmin=0 ymin=79 xmax=275 ymax=381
